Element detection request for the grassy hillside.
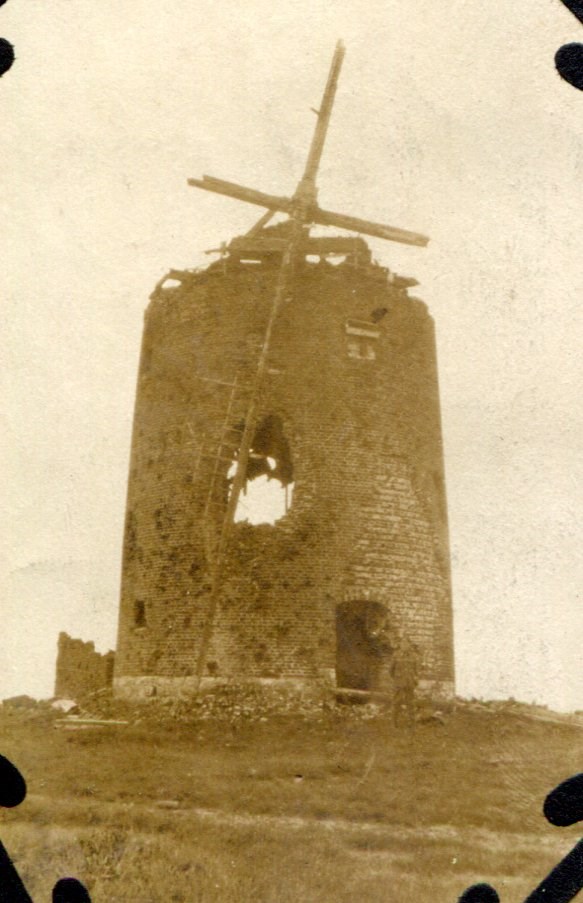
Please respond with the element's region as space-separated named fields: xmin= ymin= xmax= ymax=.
xmin=0 ymin=703 xmax=581 ymax=902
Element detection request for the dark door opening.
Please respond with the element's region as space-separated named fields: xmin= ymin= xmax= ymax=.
xmin=335 ymin=600 xmax=390 ymax=691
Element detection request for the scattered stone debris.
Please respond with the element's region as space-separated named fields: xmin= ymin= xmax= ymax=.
xmin=2 ymin=694 xmax=39 ymax=709
xmin=84 ymin=683 xmax=330 ymax=725
xmin=2 ymin=688 xmax=579 ymax=730
xmin=57 ymin=681 xmax=453 ymax=728
xmin=50 ymin=698 xmax=80 ymax=714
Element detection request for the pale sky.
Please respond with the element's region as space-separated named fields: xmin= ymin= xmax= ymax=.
xmin=1 ymin=2 xmax=582 ymax=711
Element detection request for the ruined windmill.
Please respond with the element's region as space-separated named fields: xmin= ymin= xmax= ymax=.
xmin=114 ymin=43 xmax=455 ymax=703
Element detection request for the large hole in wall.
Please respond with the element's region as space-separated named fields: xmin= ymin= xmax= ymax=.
xmin=229 ymin=414 xmax=294 ymax=526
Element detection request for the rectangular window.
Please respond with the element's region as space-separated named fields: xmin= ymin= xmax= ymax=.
xmin=345 ymin=319 xmax=380 ymax=360
xmin=134 ymin=600 xmax=147 ymax=628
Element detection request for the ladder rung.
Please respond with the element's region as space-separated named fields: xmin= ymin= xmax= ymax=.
xmin=205 ymin=487 xmax=227 ymax=498
xmin=208 ymin=438 xmax=240 ymax=451
xmin=193 ymin=375 xmax=238 ymax=388
xmin=193 ymin=375 xmax=255 ymax=394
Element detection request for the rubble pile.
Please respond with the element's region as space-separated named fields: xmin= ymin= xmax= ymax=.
xmin=165 ymin=682 xmax=327 ymax=723
xmin=79 ymin=683 xmax=341 ymax=726
xmin=34 ymin=683 xmax=388 ymax=728
xmin=4 ymin=689 xmax=577 ymax=730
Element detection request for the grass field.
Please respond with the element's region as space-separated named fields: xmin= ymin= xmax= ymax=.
xmin=0 ymin=704 xmax=581 ymax=902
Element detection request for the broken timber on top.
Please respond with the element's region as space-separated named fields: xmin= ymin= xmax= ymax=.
xmin=188 ymin=40 xmax=428 ymax=249
xmin=187 ymin=175 xmax=429 ymax=248
xmin=205 ymin=234 xmax=374 ymax=265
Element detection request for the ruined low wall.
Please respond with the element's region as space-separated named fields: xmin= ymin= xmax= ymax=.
xmin=54 ymin=632 xmax=115 ymax=700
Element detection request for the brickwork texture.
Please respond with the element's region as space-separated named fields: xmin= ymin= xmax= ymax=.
xmin=114 ymin=245 xmax=455 ymax=701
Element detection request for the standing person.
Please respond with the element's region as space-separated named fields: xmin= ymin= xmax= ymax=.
xmin=391 ymin=636 xmax=419 ymax=728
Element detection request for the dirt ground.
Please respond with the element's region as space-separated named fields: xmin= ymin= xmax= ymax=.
xmin=0 ymin=702 xmax=581 ymax=902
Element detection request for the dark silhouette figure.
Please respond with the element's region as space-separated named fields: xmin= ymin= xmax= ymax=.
xmin=391 ymin=637 xmax=419 ymax=727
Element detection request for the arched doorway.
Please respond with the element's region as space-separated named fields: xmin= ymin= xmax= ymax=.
xmin=335 ymin=601 xmax=392 ymax=691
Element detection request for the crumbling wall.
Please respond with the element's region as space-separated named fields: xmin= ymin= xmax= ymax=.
xmin=54 ymin=632 xmax=115 ymax=700
xmin=114 ymin=248 xmax=454 ymax=700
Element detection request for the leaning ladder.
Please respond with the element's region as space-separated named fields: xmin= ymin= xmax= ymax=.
xmin=193 ymin=231 xmax=302 ymax=687
xmin=192 ymin=41 xmax=347 ymax=686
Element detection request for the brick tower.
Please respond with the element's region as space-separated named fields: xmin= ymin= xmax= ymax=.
xmin=114 ymin=44 xmax=455 ymax=702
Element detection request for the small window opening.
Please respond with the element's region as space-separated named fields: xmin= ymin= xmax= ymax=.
xmin=134 ymin=600 xmax=146 ymax=628
xmin=229 ymin=415 xmax=294 ymax=525
xmin=345 ymin=319 xmax=380 ymax=361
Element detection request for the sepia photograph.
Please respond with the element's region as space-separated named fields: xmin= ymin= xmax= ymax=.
xmin=1 ymin=3 xmax=582 ymax=900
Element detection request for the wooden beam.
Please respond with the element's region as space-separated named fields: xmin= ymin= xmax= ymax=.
xmin=246 ymin=209 xmax=276 ymax=236
xmin=312 ymin=206 xmax=429 ymax=247
xmin=188 ymin=175 xmax=429 ymax=247
xmin=299 ymin=40 xmax=345 ymax=198
xmin=227 ymin=234 xmax=371 ymax=258
xmin=188 ymin=176 xmax=291 ymax=214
